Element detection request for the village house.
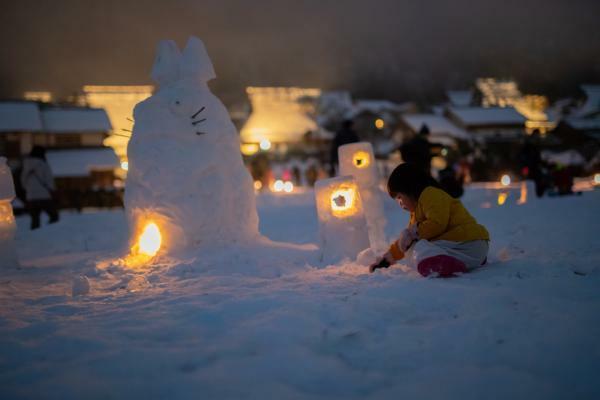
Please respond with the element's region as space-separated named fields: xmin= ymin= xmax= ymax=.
xmin=444 ymin=106 xmax=526 ymax=142
xmin=547 ymin=85 xmax=600 ymax=164
xmin=0 ymin=100 xmax=121 ymax=209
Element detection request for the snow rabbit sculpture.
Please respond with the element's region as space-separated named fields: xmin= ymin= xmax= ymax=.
xmin=125 ymin=37 xmax=259 ymax=255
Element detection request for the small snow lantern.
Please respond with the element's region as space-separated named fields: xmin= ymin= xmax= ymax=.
xmin=315 ymin=176 xmax=370 ymax=263
xmin=0 ymin=157 xmax=18 ymax=268
xmin=125 ymin=211 xmax=172 ymax=267
xmin=339 ymin=142 xmax=378 ymax=186
xmin=338 ymin=142 xmax=387 ymax=253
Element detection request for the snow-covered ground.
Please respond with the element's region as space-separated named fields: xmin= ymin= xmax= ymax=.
xmin=1 ymin=184 xmax=599 ymax=399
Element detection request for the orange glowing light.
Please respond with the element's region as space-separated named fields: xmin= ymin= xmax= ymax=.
xmin=497 ymin=192 xmax=508 ymax=206
xmin=517 ymin=182 xmax=528 ymax=205
xmin=352 ymin=151 xmax=370 ymax=169
xmin=330 ymin=188 xmax=356 ymax=217
xmin=137 ymin=222 xmax=162 ymax=257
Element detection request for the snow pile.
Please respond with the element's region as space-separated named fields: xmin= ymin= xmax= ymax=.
xmin=125 ymin=37 xmax=259 ymax=255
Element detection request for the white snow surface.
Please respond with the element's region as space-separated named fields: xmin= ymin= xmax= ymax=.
xmin=1 ymin=186 xmax=600 ymax=399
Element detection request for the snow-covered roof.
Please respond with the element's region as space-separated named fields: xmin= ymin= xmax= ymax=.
xmin=351 ymin=99 xmax=410 ymax=115
xmin=40 ymin=107 xmax=112 ymax=133
xmin=429 ymin=135 xmax=458 ymax=147
xmin=566 ymin=117 xmax=600 ymax=131
xmin=447 ymin=90 xmax=473 ymax=108
xmin=541 ymin=150 xmax=586 ymax=166
xmin=319 ymin=91 xmax=353 ymax=110
xmin=447 ymin=107 xmax=526 ymax=127
xmin=0 ymin=101 xmax=43 ymax=132
xmin=402 ymin=114 xmax=470 ymax=140
xmin=574 ymin=85 xmax=600 ymax=118
xmin=46 ymin=148 xmax=119 ymax=177
xmin=353 ymin=100 xmax=400 ymax=112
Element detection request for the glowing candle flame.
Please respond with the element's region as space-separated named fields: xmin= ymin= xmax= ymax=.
xmin=138 ymin=222 xmax=162 ymax=256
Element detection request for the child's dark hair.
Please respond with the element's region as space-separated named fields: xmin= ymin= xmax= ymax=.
xmin=387 ymin=163 xmax=440 ymax=199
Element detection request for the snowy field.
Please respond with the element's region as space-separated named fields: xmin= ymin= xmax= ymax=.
xmin=1 ymin=184 xmax=600 ymax=399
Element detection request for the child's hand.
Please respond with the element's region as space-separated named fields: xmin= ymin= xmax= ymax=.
xmin=369 ymin=252 xmax=394 ymax=273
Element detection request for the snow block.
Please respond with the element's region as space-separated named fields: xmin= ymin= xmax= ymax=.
xmin=315 ymin=176 xmax=370 ymax=264
xmin=338 ymin=142 xmax=387 ymax=253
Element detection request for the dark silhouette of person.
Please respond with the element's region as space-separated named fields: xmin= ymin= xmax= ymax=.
xmin=518 ymin=132 xmax=548 ymax=197
xmin=20 ymin=146 xmax=59 ymax=229
xmin=400 ymin=124 xmax=434 ymax=176
xmin=438 ymin=164 xmax=465 ymax=198
xmin=329 ymin=119 xmax=359 ymax=176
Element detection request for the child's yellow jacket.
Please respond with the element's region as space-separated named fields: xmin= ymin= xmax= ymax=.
xmin=389 ymin=186 xmax=490 ymax=260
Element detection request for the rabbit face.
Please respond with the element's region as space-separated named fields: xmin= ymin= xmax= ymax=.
xmin=132 ymin=82 xmax=230 ymax=146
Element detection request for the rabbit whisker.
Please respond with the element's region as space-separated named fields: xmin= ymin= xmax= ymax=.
xmin=191 ymin=106 xmax=205 ymax=119
xmin=196 ymin=131 xmax=207 ymax=136
xmin=192 ymin=118 xmax=206 ymax=125
xmin=122 ymin=128 xmax=132 ymax=132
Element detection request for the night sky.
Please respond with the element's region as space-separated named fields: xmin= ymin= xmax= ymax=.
xmin=1 ymin=0 xmax=599 ymax=104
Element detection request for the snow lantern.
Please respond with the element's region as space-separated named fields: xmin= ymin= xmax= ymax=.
xmin=315 ymin=176 xmax=370 ymax=263
xmin=124 ymin=36 xmax=259 ymax=264
xmin=339 ymin=142 xmax=378 ymax=186
xmin=0 ymin=157 xmax=18 ymax=268
xmin=338 ymin=142 xmax=387 ymax=253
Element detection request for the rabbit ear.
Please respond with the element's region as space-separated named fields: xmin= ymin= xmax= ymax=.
xmin=151 ymin=40 xmax=182 ymax=86
xmin=180 ymin=36 xmax=216 ymax=83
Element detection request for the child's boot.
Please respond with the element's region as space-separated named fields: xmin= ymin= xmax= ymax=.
xmin=417 ymin=255 xmax=467 ymax=277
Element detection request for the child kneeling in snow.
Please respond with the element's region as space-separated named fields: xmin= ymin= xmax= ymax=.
xmin=370 ymin=163 xmax=490 ymax=277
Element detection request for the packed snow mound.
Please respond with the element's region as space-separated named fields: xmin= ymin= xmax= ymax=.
xmin=125 ymin=37 xmax=259 ymax=255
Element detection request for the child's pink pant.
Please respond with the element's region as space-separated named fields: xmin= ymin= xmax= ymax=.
xmin=404 ymin=239 xmax=489 ymax=277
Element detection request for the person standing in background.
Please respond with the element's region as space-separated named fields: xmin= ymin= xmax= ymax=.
xmin=329 ymin=119 xmax=360 ymax=176
xmin=399 ymin=124 xmax=434 ymax=176
xmin=21 ymin=146 xmax=59 ymax=230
